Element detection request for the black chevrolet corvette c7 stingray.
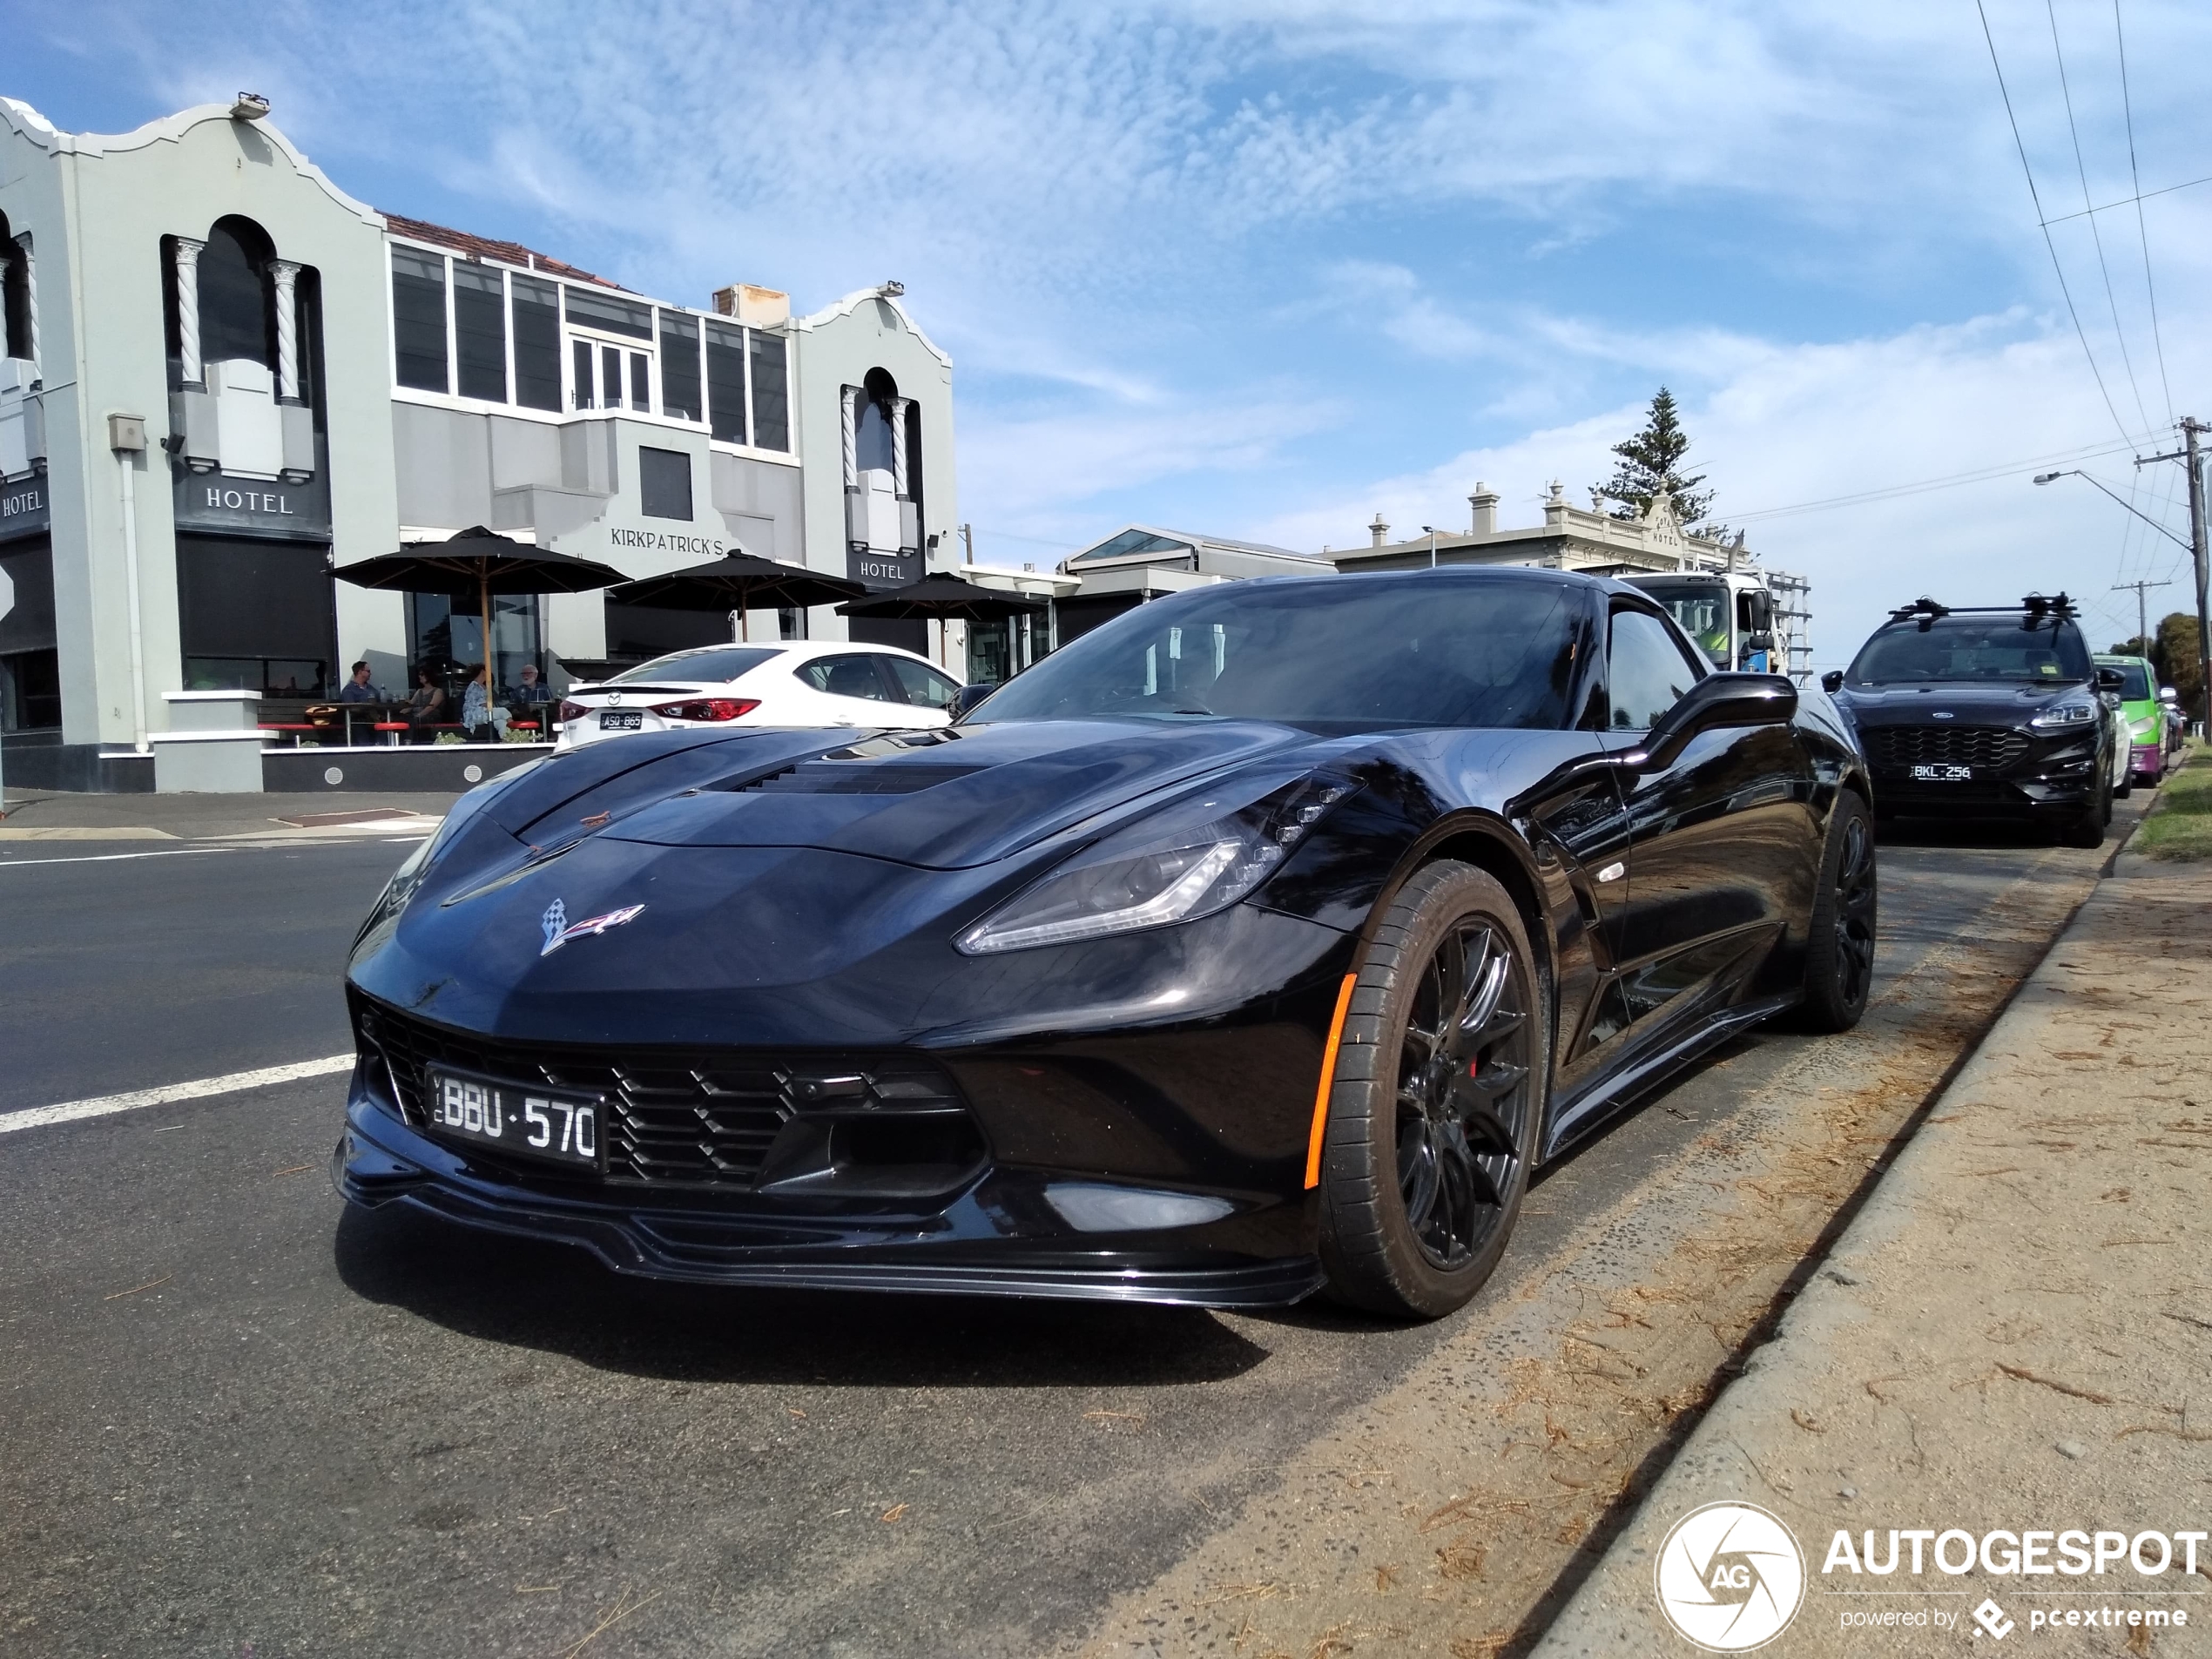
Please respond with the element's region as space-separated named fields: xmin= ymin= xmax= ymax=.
xmin=336 ymin=566 xmax=1876 ymax=1319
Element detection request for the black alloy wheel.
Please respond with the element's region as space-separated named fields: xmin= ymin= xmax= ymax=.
xmin=1797 ymin=792 xmax=1878 ymax=1033
xmin=1318 ymin=861 xmax=1547 ymax=1319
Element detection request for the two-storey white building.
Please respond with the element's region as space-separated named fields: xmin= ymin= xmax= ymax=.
xmin=0 ymin=95 xmax=957 ymax=791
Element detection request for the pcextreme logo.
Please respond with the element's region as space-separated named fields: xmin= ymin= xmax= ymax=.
xmin=1655 ymin=1502 xmax=1807 ymax=1651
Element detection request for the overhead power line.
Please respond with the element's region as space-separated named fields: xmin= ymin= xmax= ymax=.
xmin=1975 ymin=0 xmax=2139 ymax=448
xmin=1725 ymin=438 xmax=2137 ymax=524
xmin=2046 ymin=0 xmax=2152 ymax=434
xmin=2041 ymin=171 xmax=2212 ymax=226
xmin=2113 ymin=0 xmax=2175 ymax=424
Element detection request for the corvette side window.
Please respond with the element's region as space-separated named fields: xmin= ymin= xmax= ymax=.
xmin=1608 ymin=609 xmax=1703 ymax=732
xmin=800 ymin=654 xmax=895 ymax=701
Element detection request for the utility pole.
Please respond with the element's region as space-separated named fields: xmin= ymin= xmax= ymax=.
xmin=2136 ymin=416 xmax=2212 ymax=727
xmin=960 ymin=523 xmax=974 ymax=566
xmin=2111 ymin=577 xmax=2172 ymax=655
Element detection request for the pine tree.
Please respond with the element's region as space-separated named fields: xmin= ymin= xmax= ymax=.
xmin=1595 ymin=388 xmax=1717 ymax=529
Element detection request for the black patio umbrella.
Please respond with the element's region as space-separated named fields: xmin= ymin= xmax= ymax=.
xmin=335 ymin=526 xmax=626 ymax=693
xmin=835 ymin=570 xmax=1047 ymax=622
xmin=837 ymin=571 xmax=1047 ymax=666
xmin=604 ymin=553 xmax=868 ymax=642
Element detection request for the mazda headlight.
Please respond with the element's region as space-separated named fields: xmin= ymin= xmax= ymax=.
xmin=2030 ymin=701 xmax=2095 ymax=730
xmin=956 ymin=774 xmax=1355 ymax=954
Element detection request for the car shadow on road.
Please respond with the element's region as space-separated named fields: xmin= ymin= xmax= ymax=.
xmin=332 ymin=1204 xmax=1273 ymax=1387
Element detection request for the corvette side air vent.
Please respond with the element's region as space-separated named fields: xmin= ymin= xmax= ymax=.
xmin=745 ymin=761 xmax=987 ymax=795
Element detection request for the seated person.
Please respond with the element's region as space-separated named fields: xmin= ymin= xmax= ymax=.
xmin=337 ymin=661 xmax=382 ymax=704
xmin=509 ymin=663 xmax=553 ymax=719
xmin=461 ymin=667 xmax=509 ymax=742
xmin=405 ymin=668 xmax=448 ymax=740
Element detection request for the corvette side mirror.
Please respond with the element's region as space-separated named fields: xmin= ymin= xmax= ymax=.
xmin=1821 ymin=670 xmax=1844 ymax=694
xmin=948 ymin=683 xmax=995 ymax=720
xmin=1635 ymin=674 xmax=1799 ymax=772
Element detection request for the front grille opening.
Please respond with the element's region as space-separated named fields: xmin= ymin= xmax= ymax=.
xmin=1863 ymin=725 xmax=2029 ymax=771
xmin=831 ymin=1116 xmax=989 ymax=1195
xmin=350 ymin=995 xmax=983 ymax=1197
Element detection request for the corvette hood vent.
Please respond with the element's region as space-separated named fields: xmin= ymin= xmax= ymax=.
xmin=740 ymin=760 xmax=988 ymax=796
xmin=601 ymin=718 xmax=1311 ymax=869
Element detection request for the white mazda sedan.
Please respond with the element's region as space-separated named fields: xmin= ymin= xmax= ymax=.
xmin=554 ymin=642 xmax=964 ymax=750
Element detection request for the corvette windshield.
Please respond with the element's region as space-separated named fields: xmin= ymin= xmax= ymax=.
xmin=974 ymin=577 xmax=1576 ymax=731
xmin=1848 ymin=617 xmax=2091 ymax=686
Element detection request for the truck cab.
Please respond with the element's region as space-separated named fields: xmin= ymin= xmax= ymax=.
xmin=1622 ymin=571 xmax=1780 ymax=672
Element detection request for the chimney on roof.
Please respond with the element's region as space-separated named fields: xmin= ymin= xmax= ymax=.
xmin=711 ymin=285 xmax=791 ymax=327
xmin=1468 ymin=482 xmax=1499 ymax=537
xmin=1370 ymin=513 xmax=1390 ymax=548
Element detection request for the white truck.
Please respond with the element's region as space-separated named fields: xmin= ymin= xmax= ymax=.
xmin=1622 ymin=568 xmax=1811 ymax=680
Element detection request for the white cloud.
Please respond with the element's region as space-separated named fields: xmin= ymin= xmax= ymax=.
xmin=1250 ymin=306 xmax=2206 ymax=667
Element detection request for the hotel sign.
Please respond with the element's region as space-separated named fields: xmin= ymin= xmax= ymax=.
xmin=172 ymin=462 xmax=332 ymax=541
xmin=0 ymin=475 xmax=49 ymax=544
xmin=847 ymin=548 xmax=921 ymax=589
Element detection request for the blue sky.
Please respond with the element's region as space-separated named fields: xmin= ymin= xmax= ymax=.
xmin=12 ymin=0 xmax=2212 ymax=665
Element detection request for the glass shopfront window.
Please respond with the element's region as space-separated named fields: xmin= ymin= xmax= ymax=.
xmin=405 ymin=591 xmax=543 ymax=703
xmin=0 ymin=541 xmax=58 ymax=732
xmin=176 ymin=536 xmax=337 ymax=698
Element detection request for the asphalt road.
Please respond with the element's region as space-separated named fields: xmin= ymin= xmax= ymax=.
xmin=0 ymin=810 xmax=2136 ymax=1657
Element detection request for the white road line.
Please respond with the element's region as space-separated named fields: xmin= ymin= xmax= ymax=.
xmin=0 ymin=1054 xmax=355 ymax=1135
xmin=0 ymin=846 xmax=237 ymax=868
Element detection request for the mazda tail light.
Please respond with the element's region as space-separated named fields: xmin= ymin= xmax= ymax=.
xmin=651 ymin=698 xmax=759 ymax=722
xmin=558 ymin=700 xmax=588 ymax=722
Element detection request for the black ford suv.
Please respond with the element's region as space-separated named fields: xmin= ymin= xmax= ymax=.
xmin=1823 ymin=595 xmax=2122 ymax=847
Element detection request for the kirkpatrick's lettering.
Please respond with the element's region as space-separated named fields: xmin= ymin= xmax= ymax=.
xmin=608 ymin=528 xmax=727 ymax=557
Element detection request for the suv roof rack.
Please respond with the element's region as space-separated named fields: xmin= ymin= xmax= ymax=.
xmin=1885 ymin=592 xmax=2078 ymax=623
xmin=1886 ymin=597 xmax=1950 ymax=621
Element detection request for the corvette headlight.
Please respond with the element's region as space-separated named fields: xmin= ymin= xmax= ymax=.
xmin=956 ymin=773 xmax=1355 ymax=954
xmin=2030 ymin=701 xmax=2095 ymax=729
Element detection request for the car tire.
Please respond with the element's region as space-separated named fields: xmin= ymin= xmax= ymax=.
xmin=1316 ymin=861 xmax=1548 ymax=1321
xmin=2060 ymin=774 xmax=2110 ymax=849
xmin=1795 ymin=792 xmax=1878 ymax=1034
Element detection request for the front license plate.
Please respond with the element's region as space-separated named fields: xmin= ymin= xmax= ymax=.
xmin=1910 ymin=763 xmax=1973 ymax=782
xmin=599 ymin=711 xmax=644 ymax=732
xmin=423 ymin=1068 xmax=603 ymax=1170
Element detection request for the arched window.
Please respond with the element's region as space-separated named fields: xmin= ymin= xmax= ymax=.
xmin=854 ymin=368 xmax=899 ymax=473
xmin=200 ymin=217 xmax=275 ymax=368
xmin=0 ymin=210 xmax=29 ymax=365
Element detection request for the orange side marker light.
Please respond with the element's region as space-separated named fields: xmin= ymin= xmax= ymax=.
xmin=1305 ymin=973 xmax=1359 ymax=1190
